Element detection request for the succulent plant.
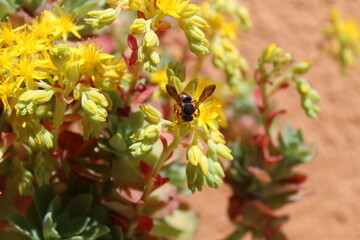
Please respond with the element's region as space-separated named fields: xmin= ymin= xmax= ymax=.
xmin=7 ymin=185 xmax=114 ymax=240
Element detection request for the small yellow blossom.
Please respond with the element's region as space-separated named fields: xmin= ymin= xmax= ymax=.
xmin=157 ymin=0 xmax=190 ymax=18
xmin=71 ymin=43 xmax=114 ymax=76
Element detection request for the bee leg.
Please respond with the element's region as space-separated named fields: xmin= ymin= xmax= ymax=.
xmin=193 ymin=108 xmax=200 ymax=118
xmin=173 ymin=104 xmax=182 ymax=123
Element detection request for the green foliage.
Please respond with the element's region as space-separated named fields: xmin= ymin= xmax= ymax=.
xmin=0 ymin=0 xmax=19 ymax=19
xmin=53 ymin=0 xmax=106 ymax=18
xmin=7 ymin=186 xmax=113 ymax=240
xmin=152 ymin=209 xmax=199 ymax=239
xmin=278 ymin=124 xmax=315 ymax=165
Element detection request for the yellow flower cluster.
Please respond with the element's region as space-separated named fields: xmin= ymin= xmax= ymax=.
xmin=198 ymin=0 xmax=251 ymax=92
xmin=86 ymin=0 xmax=209 ymax=72
xmin=324 ymin=8 xmax=360 ymax=71
xmin=0 ymin=10 xmax=126 ymax=148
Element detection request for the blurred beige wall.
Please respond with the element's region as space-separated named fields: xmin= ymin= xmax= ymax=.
xmin=183 ymin=1 xmax=360 ymax=239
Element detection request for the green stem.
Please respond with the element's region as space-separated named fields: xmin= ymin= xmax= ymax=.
xmin=126 ymin=128 xmax=188 ymax=237
xmin=51 ymin=94 xmax=67 ymax=149
xmin=191 ymin=55 xmax=205 ymax=79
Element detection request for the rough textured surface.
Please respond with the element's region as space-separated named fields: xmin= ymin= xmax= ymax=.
xmin=183 ymin=1 xmax=360 ymax=239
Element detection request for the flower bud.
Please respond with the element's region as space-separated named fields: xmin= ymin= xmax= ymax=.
xmin=140 ymin=105 xmax=162 ymax=124
xmin=85 ymin=7 xmax=121 ymax=29
xmin=186 ymin=163 xmax=198 ymax=184
xmin=144 ymin=29 xmax=160 ymax=48
xmin=199 ymin=156 xmax=209 ymax=175
xmin=50 ymin=44 xmax=71 ymax=70
xmin=187 ymin=145 xmax=202 ymax=166
xmin=130 ymin=19 xmax=149 ymax=34
xmin=292 ymin=60 xmax=312 ymax=75
xmin=179 ymin=4 xmax=200 ymax=19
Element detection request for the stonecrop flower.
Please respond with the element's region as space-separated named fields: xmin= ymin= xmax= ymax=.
xmin=0 ymin=9 xmax=127 ymax=147
xmin=324 ymin=8 xmax=360 ymax=70
xmin=86 ymin=0 xmax=209 ymax=72
xmin=157 ymin=0 xmax=192 ymax=18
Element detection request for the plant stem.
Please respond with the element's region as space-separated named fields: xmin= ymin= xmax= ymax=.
xmin=191 ymin=55 xmax=205 ymax=79
xmin=51 ymin=94 xmax=67 ymax=149
xmin=126 ymin=128 xmax=188 ymax=237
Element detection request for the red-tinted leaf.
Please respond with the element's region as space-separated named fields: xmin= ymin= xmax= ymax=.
xmin=128 ymin=34 xmax=138 ymax=51
xmin=63 ymin=113 xmax=83 ymax=122
xmin=50 ymin=149 xmax=62 ymax=158
xmin=252 ymin=199 xmax=276 ymax=217
xmin=267 ymin=109 xmax=286 ymax=126
xmin=248 ymin=166 xmax=271 ymax=183
xmin=136 ymin=83 xmax=146 ymax=93
xmin=253 ymin=86 xmax=264 ymax=112
xmin=269 ymin=82 xmax=289 ymax=96
xmin=131 ymin=85 xmax=158 ymax=107
xmin=265 ymin=153 xmax=283 ymax=163
xmin=0 ymin=132 xmax=16 ymax=149
xmin=109 ymin=211 xmax=130 ymax=229
xmin=155 ymin=21 xmax=171 ymax=31
xmin=117 ymin=105 xmax=131 ymax=117
xmin=228 ymin=195 xmax=243 ymax=222
xmin=280 ymin=173 xmax=307 ymax=184
xmin=137 ymin=11 xmax=146 ymax=19
xmin=135 ymin=216 xmax=153 ymax=234
xmin=151 ymin=175 xmax=170 ymax=191
xmin=140 ymin=161 xmax=152 ymax=182
xmin=129 ymin=49 xmax=138 ymax=66
xmin=116 ymin=187 xmax=144 ymax=204
xmin=54 ymin=83 xmax=65 ymax=90
xmin=159 ymin=134 xmax=168 ymax=152
xmin=70 ymin=162 xmax=110 ymax=182
xmin=40 ymin=120 xmax=54 ymax=130
xmin=122 ymin=53 xmax=130 ymax=66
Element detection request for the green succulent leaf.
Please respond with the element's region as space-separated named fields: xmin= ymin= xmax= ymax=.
xmin=66 ymin=194 xmax=93 ymax=218
xmin=43 ymin=212 xmax=61 ymax=239
xmin=7 ymin=213 xmax=39 ymax=240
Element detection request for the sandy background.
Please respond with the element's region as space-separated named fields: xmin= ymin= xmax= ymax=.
xmin=183 ymin=1 xmax=360 ymax=239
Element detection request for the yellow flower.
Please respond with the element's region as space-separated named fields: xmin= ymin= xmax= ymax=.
xmin=71 ymin=43 xmax=114 ymax=76
xmin=196 ymin=100 xmax=222 ymax=132
xmin=0 ymin=20 xmax=24 ymax=46
xmin=36 ymin=10 xmax=84 ymax=41
xmin=13 ymin=55 xmax=50 ymax=89
xmin=0 ymin=74 xmax=18 ymax=110
xmin=157 ymin=0 xmax=190 ymax=18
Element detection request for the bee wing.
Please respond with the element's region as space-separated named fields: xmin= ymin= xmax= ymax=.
xmin=195 ymin=84 xmax=216 ymax=108
xmin=166 ymin=84 xmax=183 ymax=107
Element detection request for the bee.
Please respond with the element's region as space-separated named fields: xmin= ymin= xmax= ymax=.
xmin=166 ymin=84 xmax=216 ymax=122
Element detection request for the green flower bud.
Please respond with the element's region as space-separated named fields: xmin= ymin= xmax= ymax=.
xmin=130 ymin=19 xmax=149 ymax=34
xmin=199 ymin=155 xmax=209 ymax=175
xmin=212 ymin=161 xmax=225 ymax=178
xmin=179 ymin=4 xmax=200 ymax=19
xmin=144 ymin=29 xmax=159 ymax=48
xmin=187 ymin=144 xmax=203 ymax=166
xmin=140 ymin=105 xmax=162 ymax=124
xmin=50 ymin=43 xmax=71 ymax=70
xmin=292 ymin=60 xmax=312 ymax=75
xmin=129 ymin=124 xmax=161 ymax=156
xmin=138 ymin=46 xmax=159 ymax=72
xmin=216 ymin=143 xmax=233 ymax=160
xmin=85 ymin=7 xmax=121 ymax=29
xmin=261 ymin=43 xmax=283 ymax=63
xmin=187 ymin=15 xmax=209 ymax=29
xmin=186 ymin=163 xmax=198 ymax=185
xmin=188 ymin=26 xmax=206 ymax=41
